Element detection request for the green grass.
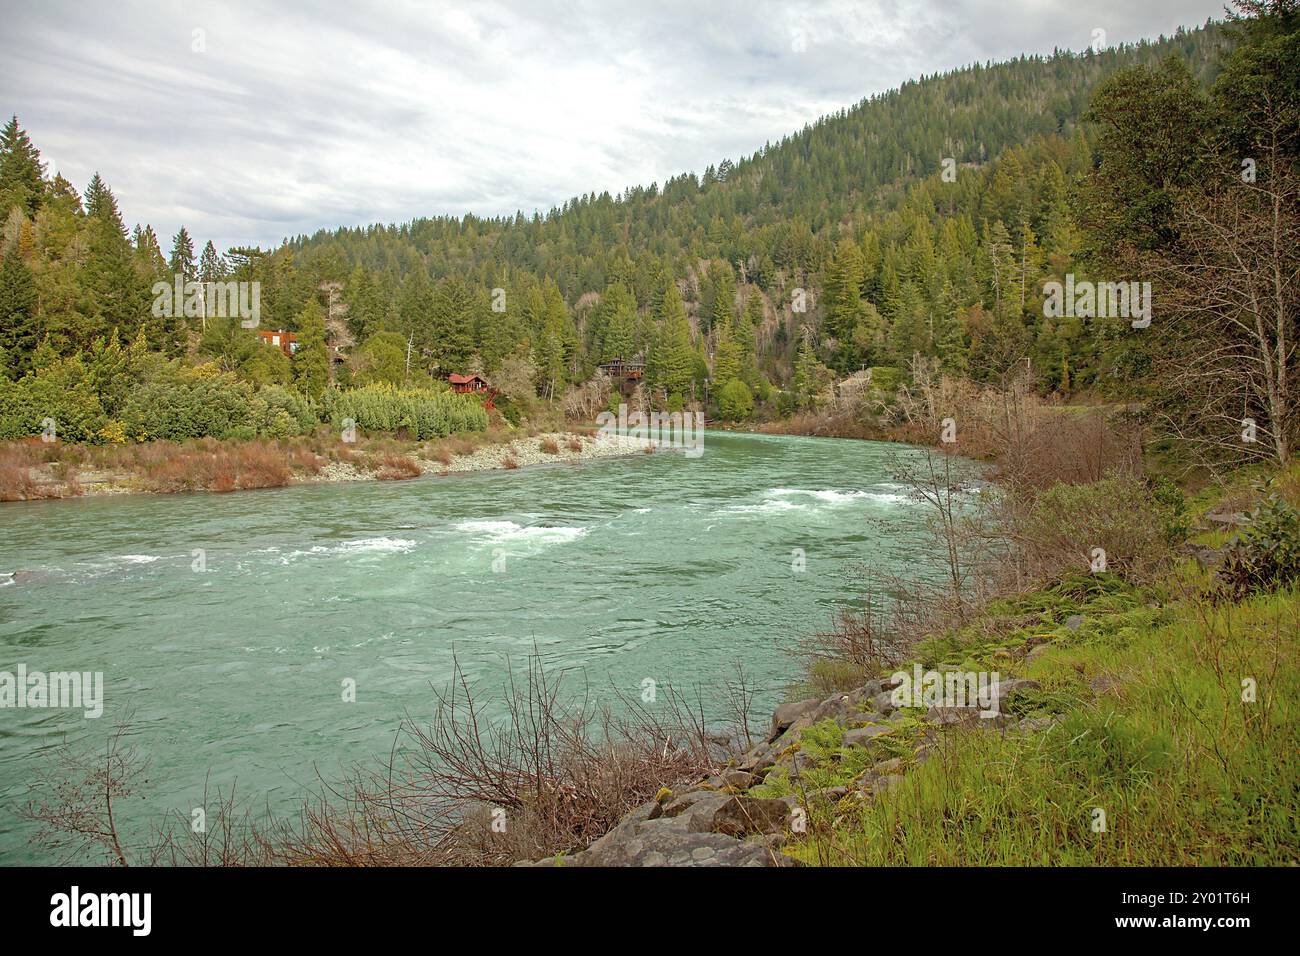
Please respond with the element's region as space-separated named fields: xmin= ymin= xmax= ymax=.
xmin=783 ymin=581 xmax=1300 ymax=865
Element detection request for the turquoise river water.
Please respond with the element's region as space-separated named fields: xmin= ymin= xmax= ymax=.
xmin=0 ymin=430 xmax=952 ymax=863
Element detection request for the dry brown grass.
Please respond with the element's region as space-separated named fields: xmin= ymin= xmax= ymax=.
xmin=567 ymin=437 xmax=583 ymax=453
xmin=538 ymin=436 xmax=560 ymax=455
xmin=370 ymin=454 xmax=422 ymax=481
xmin=501 ymin=454 xmax=519 ymax=470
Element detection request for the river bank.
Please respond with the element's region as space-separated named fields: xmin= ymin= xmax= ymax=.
xmin=517 ymin=464 xmax=1300 ymax=867
xmin=0 ymin=431 xmax=942 ymax=863
xmin=0 ymin=428 xmax=652 ymax=502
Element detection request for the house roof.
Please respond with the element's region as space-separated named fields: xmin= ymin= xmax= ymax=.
xmin=448 ymin=373 xmax=488 ymax=384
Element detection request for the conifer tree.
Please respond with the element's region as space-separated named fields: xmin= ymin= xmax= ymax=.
xmin=169 ymin=227 xmax=196 ymax=280
xmin=0 ymin=116 xmax=45 ymax=217
xmin=0 ymin=246 xmax=38 ymax=374
xmin=656 ymin=282 xmax=694 ymax=401
xmin=292 ymin=298 xmax=329 ymax=399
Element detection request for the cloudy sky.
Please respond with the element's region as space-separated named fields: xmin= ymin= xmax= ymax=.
xmin=1 ymin=0 xmax=1224 ymax=254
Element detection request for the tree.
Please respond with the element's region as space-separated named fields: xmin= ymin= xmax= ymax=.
xmin=169 ymin=227 xmax=196 ymax=280
xmin=599 ymin=281 xmax=638 ymax=363
xmin=655 ymin=282 xmax=694 ymax=401
xmin=81 ymin=174 xmax=146 ymax=344
xmin=352 ymin=331 xmax=408 ymax=386
xmin=712 ymin=320 xmax=742 ymax=386
xmin=792 ymin=327 xmax=832 ymax=409
xmin=198 ymin=241 xmax=227 ymax=283
xmin=717 ymin=378 xmax=753 ymax=420
xmin=429 ymin=277 xmax=478 ymax=373
xmin=823 ymin=238 xmax=865 ymax=367
xmin=0 ymin=246 xmax=38 ymax=374
xmin=0 ymin=116 xmax=45 ymax=217
xmin=293 ymin=298 xmax=329 ymax=399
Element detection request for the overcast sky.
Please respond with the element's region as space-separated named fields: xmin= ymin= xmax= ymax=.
xmin=0 ymin=0 xmax=1225 ymax=255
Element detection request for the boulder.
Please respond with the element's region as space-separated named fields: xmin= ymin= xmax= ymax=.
xmin=870 ymin=690 xmax=899 ymax=716
xmin=871 ymin=757 xmax=904 ymax=775
xmin=842 ymin=724 xmax=896 ymax=749
xmin=769 ymin=698 xmax=820 ymax=740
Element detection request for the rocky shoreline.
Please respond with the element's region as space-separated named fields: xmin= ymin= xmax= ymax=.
xmin=520 ymin=670 xmax=1051 ymax=867
xmin=317 ymin=431 xmax=652 ymax=483
xmin=5 ymin=430 xmax=654 ymax=501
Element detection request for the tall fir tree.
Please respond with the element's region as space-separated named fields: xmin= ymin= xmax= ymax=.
xmin=0 ymin=116 xmax=45 ymax=217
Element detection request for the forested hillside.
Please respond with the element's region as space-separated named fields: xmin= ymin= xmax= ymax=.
xmin=3 ymin=9 xmax=1291 ymax=453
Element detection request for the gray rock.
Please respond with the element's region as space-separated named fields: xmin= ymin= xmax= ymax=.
xmin=842 ymin=723 xmax=896 ymax=748
xmin=870 ymin=690 xmax=899 ymax=716
xmin=719 ymin=769 xmax=754 ymax=789
xmin=1013 ymin=715 xmax=1061 ymax=732
xmin=769 ymin=698 xmax=820 ymax=741
xmin=1026 ymin=643 xmax=1053 ymax=661
xmin=1205 ymin=510 xmax=1250 ymax=528
xmin=871 ymin=757 xmax=904 ymax=775
xmin=992 ymin=677 xmax=1041 ymax=702
xmin=1066 ymin=615 xmax=1085 ymax=630
xmin=1090 ymin=674 xmax=1122 ymax=695
xmin=872 ymin=774 xmax=905 ymax=795
xmin=924 ymin=705 xmax=1013 ymax=727
xmin=806 ymin=786 xmax=849 ymax=802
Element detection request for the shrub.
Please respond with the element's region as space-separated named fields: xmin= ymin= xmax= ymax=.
xmin=324 ymin=383 xmax=488 ymax=440
xmin=370 ymin=454 xmax=422 ymax=481
xmin=1010 ymin=475 xmax=1178 ymax=584
xmin=1219 ymin=496 xmax=1300 ymax=598
xmin=717 ymin=378 xmax=754 ymax=421
xmin=539 ymin=436 xmax=560 ymax=454
xmin=0 ymin=360 xmax=108 ymax=443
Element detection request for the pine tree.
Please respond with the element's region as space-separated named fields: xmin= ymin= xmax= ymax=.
xmin=823 ymin=238 xmax=865 ymax=347
xmin=656 ymin=282 xmax=694 ymax=401
xmin=792 ymin=328 xmax=831 ymax=409
xmin=292 ymin=298 xmax=329 ymax=399
xmin=198 ymin=241 xmax=227 ymax=282
xmin=81 ymin=174 xmax=145 ymax=344
xmin=0 ymin=246 xmax=38 ymax=375
xmin=599 ymin=281 xmax=637 ymax=363
xmin=0 ymin=116 xmax=45 ymax=217
xmin=169 ymin=227 xmax=196 ymax=280
xmin=429 ymin=277 xmax=477 ymax=373
xmin=712 ymin=320 xmax=742 ymax=385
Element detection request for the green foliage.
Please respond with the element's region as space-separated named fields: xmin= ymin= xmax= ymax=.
xmin=292 ymin=298 xmax=329 ymax=399
xmin=323 ymin=382 xmax=488 ymax=440
xmin=1220 ymin=495 xmax=1300 ymax=597
xmin=0 ymin=357 xmax=107 ymax=442
xmin=121 ymin=369 xmax=279 ymax=442
xmin=716 ymin=377 xmax=753 ymax=420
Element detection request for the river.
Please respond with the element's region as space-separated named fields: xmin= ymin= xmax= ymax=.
xmin=0 ymin=430 xmax=951 ymax=863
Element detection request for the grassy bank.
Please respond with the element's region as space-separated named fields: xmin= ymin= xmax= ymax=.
xmin=779 ymin=573 xmax=1298 ymax=865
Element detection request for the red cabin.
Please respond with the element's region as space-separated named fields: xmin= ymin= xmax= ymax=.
xmin=449 ymin=373 xmax=495 ymax=409
xmin=256 ymin=329 xmax=298 ymax=356
xmin=448 ymin=373 xmax=490 ymax=393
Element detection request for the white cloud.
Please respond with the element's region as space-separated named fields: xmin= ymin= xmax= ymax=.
xmin=0 ymin=0 xmax=1224 ymax=255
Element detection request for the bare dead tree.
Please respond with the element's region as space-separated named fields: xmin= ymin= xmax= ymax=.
xmin=1144 ymin=135 xmax=1299 ymax=468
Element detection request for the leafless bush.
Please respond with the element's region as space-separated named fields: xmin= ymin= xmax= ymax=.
xmin=24 ymin=716 xmax=145 ymax=866
xmin=29 ymin=654 xmax=741 ymax=867
xmin=561 ymin=371 xmax=613 ymax=421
